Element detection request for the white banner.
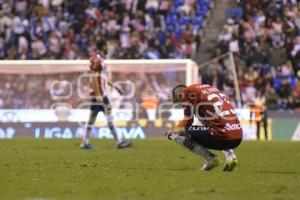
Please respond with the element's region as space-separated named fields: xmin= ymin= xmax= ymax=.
xmin=0 ymin=109 xmax=133 ymax=122
xmin=0 ymin=108 xmax=255 ymax=140
xmin=0 ymin=108 xmax=252 ymax=123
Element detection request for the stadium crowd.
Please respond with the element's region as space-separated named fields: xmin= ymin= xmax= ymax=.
xmin=0 ymin=0 xmax=208 ymax=60
xmin=214 ymin=0 xmax=300 ymax=110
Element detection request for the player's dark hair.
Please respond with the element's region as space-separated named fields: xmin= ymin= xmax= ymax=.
xmin=172 ymin=84 xmax=186 ymax=103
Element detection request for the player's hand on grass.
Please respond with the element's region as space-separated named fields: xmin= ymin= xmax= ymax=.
xmin=164 ymin=130 xmax=174 ymax=140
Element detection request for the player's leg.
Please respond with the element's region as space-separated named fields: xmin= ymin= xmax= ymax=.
xmin=106 ymin=114 xmax=132 ymax=148
xmin=222 ymin=149 xmax=236 ymax=159
xmin=211 ymin=140 xmax=241 ymax=171
xmin=221 ymin=136 xmax=242 ymax=171
xmin=187 ymin=126 xmax=241 ymax=171
xmin=170 ymin=131 xmax=220 ymax=171
xmin=102 ymin=99 xmax=132 ymax=149
xmin=263 ymin=117 xmax=268 ymax=140
xmin=222 ymin=149 xmax=238 ymax=171
xmin=256 ymin=121 xmax=261 ymax=140
xmin=81 ymin=109 xmax=98 ymax=149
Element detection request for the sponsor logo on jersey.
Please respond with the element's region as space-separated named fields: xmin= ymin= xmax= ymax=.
xmin=188 ymin=126 xmax=209 ymax=131
xmin=224 ymin=123 xmax=241 ymax=131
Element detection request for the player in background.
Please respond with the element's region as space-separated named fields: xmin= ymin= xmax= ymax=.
xmin=81 ymin=43 xmax=132 ymax=149
xmin=249 ymin=95 xmax=268 ymax=140
xmin=165 ymin=84 xmax=243 ymax=171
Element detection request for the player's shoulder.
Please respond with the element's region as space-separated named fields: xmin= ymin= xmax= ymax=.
xmin=185 ymin=84 xmax=223 ymax=98
xmin=184 ymin=84 xmax=212 ymax=92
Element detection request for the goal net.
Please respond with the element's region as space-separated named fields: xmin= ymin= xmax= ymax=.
xmin=0 ymin=59 xmax=198 ymax=123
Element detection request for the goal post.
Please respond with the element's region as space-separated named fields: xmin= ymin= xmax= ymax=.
xmin=0 ymin=59 xmax=198 ymax=111
xmin=198 ymin=52 xmax=242 ymax=108
xmin=0 ymin=59 xmax=198 ymax=84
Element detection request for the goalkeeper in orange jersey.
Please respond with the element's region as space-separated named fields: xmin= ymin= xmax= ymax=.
xmin=81 ymin=43 xmax=132 ymax=149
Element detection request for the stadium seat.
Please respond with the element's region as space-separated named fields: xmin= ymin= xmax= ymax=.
xmin=159 ymin=32 xmax=167 ymax=43
xmin=179 ymin=16 xmax=190 ymax=26
xmin=174 ymin=0 xmax=185 ymax=8
xmin=89 ymin=0 xmax=99 ymax=7
xmin=193 ymin=16 xmax=203 ymax=27
xmin=166 ymin=14 xmax=178 ymax=26
xmin=196 ymin=6 xmax=209 ymax=17
xmin=166 ymin=24 xmax=175 ymax=32
xmin=170 ymin=10 xmax=178 ymax=16
xmin=273 ymin=77 xmax=281 ymax=90
xmin=198 ymin=0 xmax=212 ymax=7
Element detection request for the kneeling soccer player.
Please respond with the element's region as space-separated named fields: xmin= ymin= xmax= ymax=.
xmin=165 ymin=84 xmax=243 ymax=171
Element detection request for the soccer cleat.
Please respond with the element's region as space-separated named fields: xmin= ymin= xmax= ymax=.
xmin=223 ymin=156 xmax=238 ymax=172
xmin=80 ymin=143 xmax=93 ymax=150
xmin=117 ymin=141 xmax=132 ymax=149
xmin=201 ymin=156 xmax=221 ymax=171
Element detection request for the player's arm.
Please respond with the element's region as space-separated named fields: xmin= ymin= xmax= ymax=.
xmin=100 ymin=77 xmax=112 ymax=113
xmin=108 ymin=81 xmax=124 ymax=95
xmin=164 ymin=105 xmax=194 ymax=139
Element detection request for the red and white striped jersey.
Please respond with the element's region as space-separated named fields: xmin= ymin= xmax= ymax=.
xmin=89 ymin=53 xmax=109 ymax=98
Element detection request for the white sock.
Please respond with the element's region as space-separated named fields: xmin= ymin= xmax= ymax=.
xmin=222 ymin=149 xmax=236 ymax=159
xmin=172 ymin=134 xmax=214 ymax=160
xmin=82 ymin=128 xmax=90 ymax=145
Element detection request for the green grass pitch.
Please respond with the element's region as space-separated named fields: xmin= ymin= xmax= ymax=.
xmin=0 ymin=138 xmax=299 ymax=200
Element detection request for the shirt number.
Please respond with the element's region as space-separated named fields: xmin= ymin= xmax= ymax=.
xmin=207 ymin=93 xmax=234 ymax=117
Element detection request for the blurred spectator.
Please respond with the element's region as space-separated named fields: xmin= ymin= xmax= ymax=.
xmin=265 ymin=88 xmax=279 ymax=110
xmin=227 ymin=1 xmax=244 ymax=20
xmin=242 ymin=82 xmax=256 ymax=105
xmin=267 ymin=44 xmax=288 ymax=69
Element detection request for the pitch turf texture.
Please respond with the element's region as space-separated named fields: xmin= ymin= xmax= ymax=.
xmin=0 ymin=139 xmax=299 ymax=200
